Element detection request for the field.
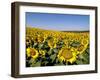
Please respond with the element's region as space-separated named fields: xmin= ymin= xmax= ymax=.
xmin=26 ymin=27 xmax=90 ymax=67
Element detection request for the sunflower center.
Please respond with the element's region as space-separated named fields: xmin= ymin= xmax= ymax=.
xmin=50 ymin=41 xmax=54 ymax=45
xmin=82 ymin=39 xmax=88 ymax=45
xmin=30 ymin=49 xmax=36 ymax=56
xmin=61 ymin=49 xmax=73 ymax=59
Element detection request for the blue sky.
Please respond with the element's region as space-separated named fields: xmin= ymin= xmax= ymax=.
xmin=26 ymin=12 xmax=89 ymax=31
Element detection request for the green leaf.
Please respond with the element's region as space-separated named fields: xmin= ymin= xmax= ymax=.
xmin=77 ymin=51 xmax=89 ymax=64
xmin=86 ymin=48 xmax=89 ymax=53
xmin=55 ymin=60 xmax=65 ymax=66
xmin=55 ymin=58 xmax=59 ymax=63
xmin=48 ymin=49 xmax=53 ymax=55
xmin=79 ymin=54 xmax=84 ymax=59
xmin=76 ymin=60 xmax=83 ymax=65
xmin=31 ymin=61 xmax=41 ymax=67
xmin=50 ymin=54 xmax=56 ymax=63
xmin=29 ymin=58 xmax=35 ymax=64
xmin=41 ymin=61 xmax=49 ymax=66
xmin=38 ymin=43 xmax=44 ymax=49
xmin=70 ymin=41 xmax=80 ymax=47
xmin=53 ymin=48 xmax=58 ymax=53
xmin=33 ymin=42 xmax=38 ymax=48
xmin=59 ymin=41 xmax=64 ymax=45
xmin=42 ymin=42 xmax=49 ymax=50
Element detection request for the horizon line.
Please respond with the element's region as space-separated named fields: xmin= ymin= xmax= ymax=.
xmin=26 ymin=26 xmax=89 ymax=32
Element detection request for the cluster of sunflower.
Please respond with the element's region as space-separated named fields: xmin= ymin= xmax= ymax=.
xmin=26 ymin=27 xmax=90 ymax=67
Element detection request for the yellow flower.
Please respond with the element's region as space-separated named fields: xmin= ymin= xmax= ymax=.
xmin=48 ymin=38 xmax=57 ymax=49
xmin=39 ymin=50 xmax=45 ymax=56
xmin=26 ymin=48 xmax=39 ymax=59
xmin=32 ymin=35 xmax=37 ymax=42
xmin=67 ymin=52 xmax=77 ymax=64
xmin=64 ymin=40 xmax=68 ymax=45
xmin=77 ymin=44 xmax=88 ymax=54
xmin=37 ymin=35 xmax=45 ymax=43
xmin=57 ymin=47 xmax=77 ymax=64
xmin=81 ymin=39 xmax=89 ymax=46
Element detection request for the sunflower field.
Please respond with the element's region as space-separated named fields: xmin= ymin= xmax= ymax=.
xmin=26 ymin=27 xmax=90 ymax=67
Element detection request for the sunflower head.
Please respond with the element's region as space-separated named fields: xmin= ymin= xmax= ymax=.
xmin=63 ymin=39 xmax=68 ymax=44
xmin=32 ymin=35 xmax=37 ymax=42
xmin=58 ymin=47 xmax=77 ymax=64
xmin=81 ymin=39 xmax=89 ymax=46
xmin=26 ymin=48 xmax=39 ymax=59
xmin=77 ymin=45 xmax=84 ymax=52
xmin=48 ymin=38 xmax=57 ymax=48
xmin=37 ymin=35 xmax=45 ymax=43
xmin=61 ymin=49 xmax=73 ymax=59
xmin=39 ymin=50 xmax=46 ymax=56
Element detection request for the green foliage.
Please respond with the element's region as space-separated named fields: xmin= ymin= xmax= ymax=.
xmin=76 ymin=47 xmax=89 ymax=65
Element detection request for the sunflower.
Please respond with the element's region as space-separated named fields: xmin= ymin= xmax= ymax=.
xmin=37 ymin=35 xmax=45 ymax=43
xmin=77 ymin=44 xmax=88 ymax=54
xmin=32 ymin=35 xmax=37 ymax=42
xmin=39 ymin=50 xmax=46 ymax=56
xmin=48 ymin=38 xmax=57 ymax=49
xmin=57 ymin=47 xmax=77 ymax=64
xmin=63 ymin=40 xmax=68 ymax=46
xmin=81 ymin=39 xmax=89 ymax=46
xmin=71 ymin=47 xmax=80 ymax=55
xmin=26 ymin=48 xmax=39 ymax=59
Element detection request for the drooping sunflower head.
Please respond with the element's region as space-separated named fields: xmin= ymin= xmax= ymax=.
xmin=26 ymin=48 xmax=39 ymax=59
xmin=57 ymin=47 xmax=77 ymax=64
xmin=77 ymin=45 xmax=84 ymax=52
xmin=77 ymin=44 xmax=88 ymax=54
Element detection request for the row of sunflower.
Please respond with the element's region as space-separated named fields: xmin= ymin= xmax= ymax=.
xmin=26 ymin=27 xmax=90 ymax=67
